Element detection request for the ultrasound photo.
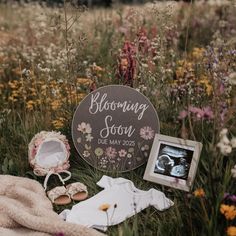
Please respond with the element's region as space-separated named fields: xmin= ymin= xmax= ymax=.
xmin=154 ymin=143 xmax=194 ymax=180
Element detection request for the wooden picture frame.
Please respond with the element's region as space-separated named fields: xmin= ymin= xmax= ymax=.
xmin=143 ymin=134 xmax=202 ymax=191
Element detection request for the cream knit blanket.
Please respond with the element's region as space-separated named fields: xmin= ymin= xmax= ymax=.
xmin=0 ymin=175 xmax=105 ymax=236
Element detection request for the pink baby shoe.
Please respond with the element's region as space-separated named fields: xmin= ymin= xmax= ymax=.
xmin=28 ymin=131 xmax=71 ymax=190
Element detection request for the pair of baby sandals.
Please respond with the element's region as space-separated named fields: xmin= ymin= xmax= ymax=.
xmin=28 ymin=131 xmax=88 ymax=205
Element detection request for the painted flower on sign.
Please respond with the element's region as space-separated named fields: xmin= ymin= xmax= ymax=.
xmin=141 ymin=144 xmax=149 ymax=151
xmin=99 ymin=157 xmax=109 ymax=169
xmin=128 ymin=147 xmax=134 ymax=153
xmin=85 ymin=133 xmax=93 ymax=142
xmin=95 ymin=147 xmax=104 ymax=157
xmin=77 ymin=122 xmax=92 ymax=134
xmin=105 ymin=147 xmax=117 ymax=159
xmin=140 ymin=126 xmax=154 ymax=140
xmin=127 ymin=153 xmax=132 ymax=158
xmin=118 ymin=149 xmax=127 ymax=157
xmin=83 ymin=150 xmax=90 ymax=158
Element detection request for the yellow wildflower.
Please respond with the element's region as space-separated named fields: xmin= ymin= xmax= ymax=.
xmin=99 ymin=203 xmax=111 ymax=212
xmin=29 ymin=87 xmax=36 ymax=92
xmin=227 ymin=226 xmax=236 ymax=236
xmin=8 ymin=96 xmax=18 ymax=102
xmin=220 ymin=204 xmax=229 ymax=214
xmin=8 ymin=80 xmax=19 ymax=89
xmin=0 ymin=68 xmax=4 ymax=75
xmin=78 ymin=93 xmax=86 ymax=99
xmin=92 ymin=64 xmax=105 ymax=72
xmin=175 ymin=60 xmax=194 ymax=80
xmin=76 ymin=78 xmax=93 ymax=86
xmin=220 ymin=204 xmax=236 ymax=220
xmin=26 ymin=100 xmax=35 ymax=110
xmin=197 ymin=76 xmax=213 ymax=96
xmin=12 ymin=91 xmax=19 ymax=97
xmin=177 ymin=60 xmax=185 ymax=66
xmin=51 ymin=100 xmax=62 ymax=110
xmin=52 ymin=118 xmax=65 ymax=129
xmin=192 ymin=47 xmax=205 ymax=60
xmin=175 ymin=66 xmax=185 ymax=79
xmin=193 ymin=188 xmax=205 ymax=197
xmin=35 ymin=99 xmax=41 ymax=105
xmin=186 ymin=62 xmax=193 ymax=70
xmin=12 ymin=67 xmax=22 ymax=76
xmin=41 ymin=85 xmax=47 ymax=90
xmin=0 ymin=83 xmax=4 ymax=94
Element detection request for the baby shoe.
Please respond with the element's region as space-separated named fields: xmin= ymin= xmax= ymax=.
xmin=28 ymin=131 xmax=71 ymax=190
xmin=47 ymin=182 xmax=88 ymax=205
xmin=66 ymin=182 xmax=88 ymax=201
xmin=47 ymin=186 xmax=71 ymax=205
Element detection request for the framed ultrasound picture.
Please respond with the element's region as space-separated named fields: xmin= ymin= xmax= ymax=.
xmin=143 ymin=134 xmax=202 ymax=191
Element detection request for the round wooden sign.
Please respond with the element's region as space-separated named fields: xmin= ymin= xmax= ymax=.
xmin=72 ymin=85 xmax=160 ymax=172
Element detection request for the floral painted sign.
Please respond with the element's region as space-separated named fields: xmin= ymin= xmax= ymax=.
xmin=72 ymin=85 xmax=160 ymax=172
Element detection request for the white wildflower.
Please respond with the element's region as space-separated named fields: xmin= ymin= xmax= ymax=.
xmin=231 ymin=165 xmax=236 ymax=178
xmin=221 ymin=145 xmax=232 ymax=155
xmin=22 ymin=68 xmax=31 ymax=77
xmin=217 ymin=128 xmax=235 ymax=155
xmin=219 ymin=128 xmax=228 ymax=138
xmin=141 ymin=63 xmax=148 ymax=68
xmin=230 ymin=137 xmax=236 ymax=148
xmin=228 ymin=72 xmax=236 ymax=85
xmin=216 ymin=142 xmax=232 ymax=156
xmin=221 ymin=135 xmax=230 ymax=145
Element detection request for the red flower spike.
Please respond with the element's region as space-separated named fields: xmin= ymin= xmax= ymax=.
xmin=116 ymin=41 xmax=136 ymax=87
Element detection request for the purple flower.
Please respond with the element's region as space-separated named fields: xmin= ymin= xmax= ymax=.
xmin=202 ymin=106 xmax=214 ymax=119
xmin=219 ymin=83 xmax=225 ymax=94
xmin=188 ymin=106 xmax=204 ymax=119
xmin=224 ymin=193 xmax=236 ymax=203
xmin=179 ymin=106 xmax=214 ymax=121
xmin=229 ymin=195 xmax=236 ymax=202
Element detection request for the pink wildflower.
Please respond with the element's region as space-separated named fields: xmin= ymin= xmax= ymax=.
xmin=178 ymin=110 xmax=188 ymax=119
xmin=202 ymin=106 xmax=214 ymax=119
xmin=188 ymin=106 xmax=204 ymax=119
xmin=137 ymin=27 xmax=149 ymax=54
xmin=90 ymin=81 xmax=97 ymax=92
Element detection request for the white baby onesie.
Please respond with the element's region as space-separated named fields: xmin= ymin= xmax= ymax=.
xmin=60 ymin=175 xmax=174 ymax=231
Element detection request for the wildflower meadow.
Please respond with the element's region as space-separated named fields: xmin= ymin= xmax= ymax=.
xmin=0 ymin=1 xmax=236 ymax=235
